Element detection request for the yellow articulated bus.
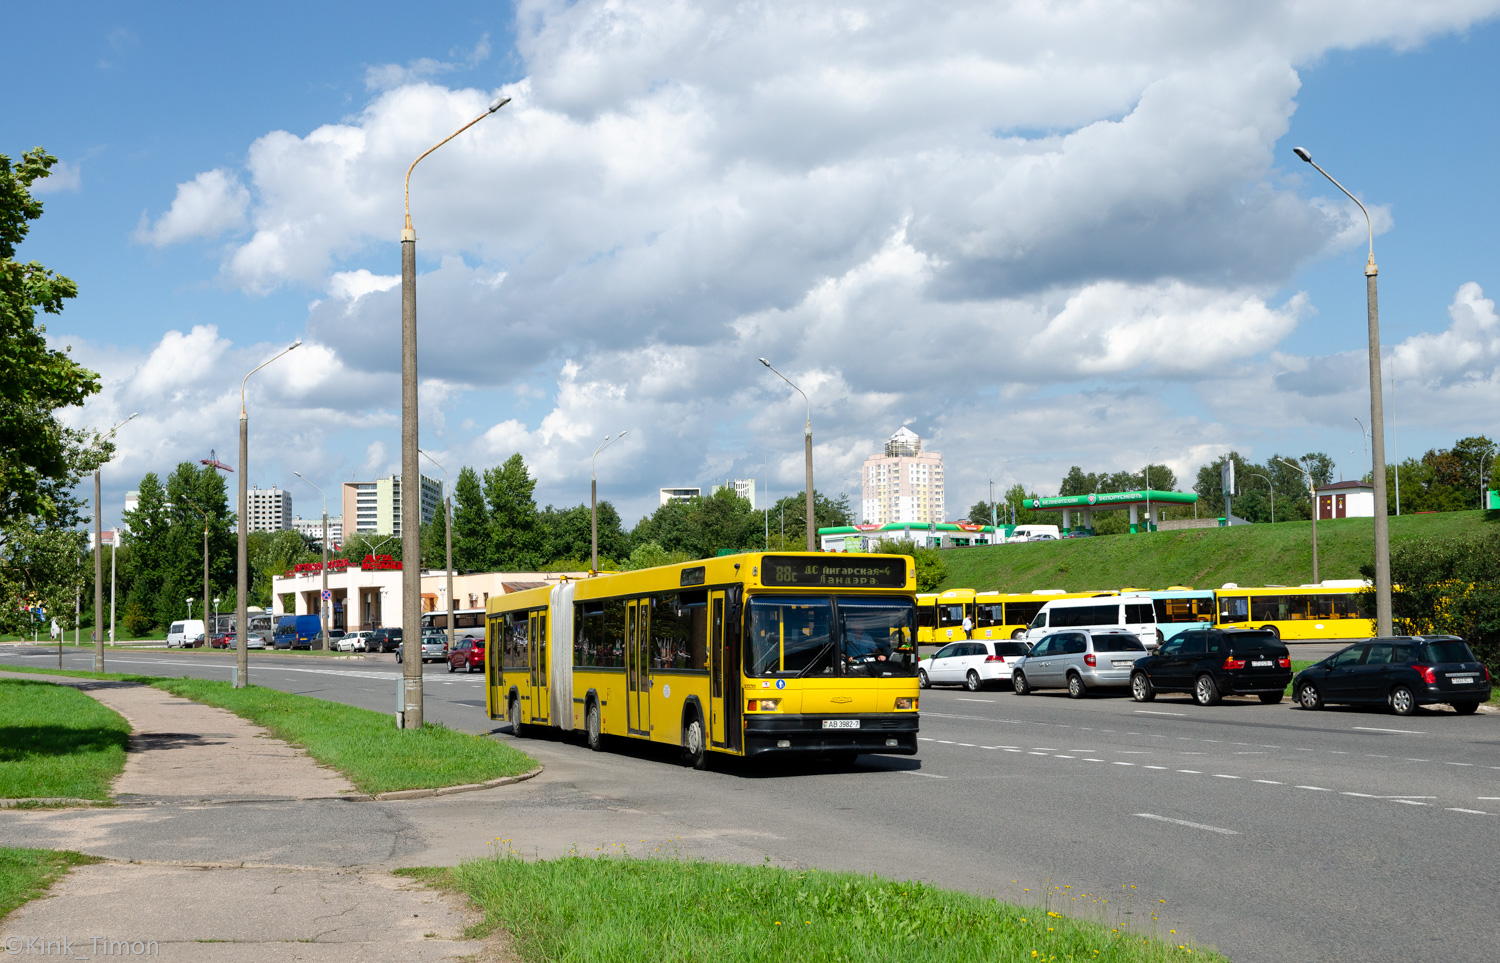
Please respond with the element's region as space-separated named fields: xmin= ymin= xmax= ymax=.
xmin=916 ymin=593 xmax=938 ymax=644
xmin=928 ymin=588 xmax=976 ymax=645
xmin=486 ymin=552 xmax=921 ymax=768
xmin=1213 ymin=583 xmax=1374 ymax=641
xmin=972 ymin=590 xmax=1120 ymax=641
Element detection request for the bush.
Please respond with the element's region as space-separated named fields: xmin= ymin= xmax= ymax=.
xmin=870 ymin=538 xmax=947 ymax=592
xmin=121 ymin=600 xmax=154 ymax=637
xmin=1368 ymin=525 xmax=1500 ymax=672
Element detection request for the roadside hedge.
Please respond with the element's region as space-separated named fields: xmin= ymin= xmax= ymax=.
xmin=1365 ymin=520 xmax=1500 ymax=672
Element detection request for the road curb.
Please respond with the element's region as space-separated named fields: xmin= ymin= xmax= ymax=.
xmin=0 ymin=797 xmax=111 ymax=809
xmin=368 ymin=764 xmax=544 ymax=800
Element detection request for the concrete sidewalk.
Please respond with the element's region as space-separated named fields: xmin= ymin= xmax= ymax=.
xmin=0 ymin=673 xmax=515 ymax=961
xmin=0 ymin=671 xmax=357 ymax=803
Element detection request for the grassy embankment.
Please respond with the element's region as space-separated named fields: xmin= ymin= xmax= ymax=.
xmin=0 ymin=679 xmax=130 ymax=800
xmin=411 ymin=854 xmax=1222 ymax=962
xmin=939 ymin=510 xmax=1493 ymax=593
xmin=0 ymin=666 xmax=535 ymax=795
xmin=0 ymin=848 xmax=101 ymax=922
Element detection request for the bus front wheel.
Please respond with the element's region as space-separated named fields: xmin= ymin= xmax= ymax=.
xmin=682 ymin=712 xmax=708 ymax=770
xmin=508 ymin=698 xmax=524 ymax=737
xmin=586 ymin=701 xmax=604 ymax=752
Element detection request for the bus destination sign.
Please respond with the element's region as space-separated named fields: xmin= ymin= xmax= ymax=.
xmin=761 ymin=555 xmax=907 ymax=589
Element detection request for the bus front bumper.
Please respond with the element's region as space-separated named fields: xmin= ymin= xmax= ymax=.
xmin=743 ymin=713 xmax=919 ymax=757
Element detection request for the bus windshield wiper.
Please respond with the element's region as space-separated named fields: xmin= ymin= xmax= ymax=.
xmin=796 ymin=639 xmax=838 ymax=677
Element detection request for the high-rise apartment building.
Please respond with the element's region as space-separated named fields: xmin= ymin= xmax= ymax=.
xmin=341 ymin=474 xmax=442 ymax=537
xmin=710 ymin=478 xmax=757 ymax=509
xmin=291 ymin=515 xmax=344 ymax=546
xmin=860 ymin=427 xmax=945 ymax=526
xmin=245 ymin=486 xmax=293 ymax=532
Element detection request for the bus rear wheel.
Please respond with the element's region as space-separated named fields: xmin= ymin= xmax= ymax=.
xmin=1259 ymin=625 xmax=1280 ymax=640
xmin=586 ymin=701 xmax=604 ymax=752
xmin=682 ymin=713 xmax=708 ymax=770
xmin=508 ymin=698 xmax=524 ymax=737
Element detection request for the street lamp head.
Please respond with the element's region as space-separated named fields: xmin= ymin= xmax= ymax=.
xmin=1293 ymin=147 xmax=1312 ymax=163
xmin=488 ymin=95 xmax=511 ymax=113
xmin=758 ymin=358 xmax=771 ymax=368
xmin=294 ymin=471 xmax=304 ymax=479
xmin=289 ymin=339 xmax=302 ymax=351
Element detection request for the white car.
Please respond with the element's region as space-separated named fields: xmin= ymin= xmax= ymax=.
xmin=918 ymin=639 xmax=1031 ymax=691
xmin=337 ymin=630 xmax=374 ymax=652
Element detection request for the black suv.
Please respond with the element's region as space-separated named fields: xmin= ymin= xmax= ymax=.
xmin=1130 ymin=628 xmax=1291 ymax=706
xmin=368 ymin=627 xmax=403 ymax=653
xmin=1293 ymin=636 xmax=1491 ymax=716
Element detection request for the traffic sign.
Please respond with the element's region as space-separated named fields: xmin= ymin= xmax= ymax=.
xmin=321 ymin=590 xmax=332 ymax=601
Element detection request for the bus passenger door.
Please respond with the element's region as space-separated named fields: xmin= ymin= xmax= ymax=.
xmin=529 ymin=610 xmax=549 ymax=725
xmin=627 ymin=600 xmax=650 ymax=735
xmin=708 ymin=591 xmax=726 ymax=746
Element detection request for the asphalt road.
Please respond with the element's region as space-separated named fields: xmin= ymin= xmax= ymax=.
xmin=4 ymin=643 xmax=1496 ymax=963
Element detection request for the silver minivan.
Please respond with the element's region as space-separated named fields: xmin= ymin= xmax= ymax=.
xmin=1012 ymin=629 xmax=1148 ymax=698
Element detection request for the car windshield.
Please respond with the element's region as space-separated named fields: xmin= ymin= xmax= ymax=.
xmin=1420 ymin=641 xmax=1474 ymax=664
xmin=745 ymin=596 xmax=916 ymax=678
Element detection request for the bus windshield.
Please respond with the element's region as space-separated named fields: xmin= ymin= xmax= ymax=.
xmin=745 ymin=596 xmax=916 ymax=678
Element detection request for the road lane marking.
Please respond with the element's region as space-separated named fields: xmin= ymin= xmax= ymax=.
xmin=1054 ymin=754 xmax=1076 ymax=759
xmin=1135 ymin=813 xmax=1238 ymax=835
xmin=1445 ymin=762 xmax=1473 ymax=767
xmin=955 ymin=698 xmax=995 ymax=703
xmin=1255 ymin=780 xmax=1283 ymax=785
xmin=1214 ymin=775 xmax=1240 ymax=779
xmin=1143 ymin=765 xmax=1167 ymax=770
xmin=1392 ymin=800 xmax=1427 ymax=806
xmin=1112 ymin=761 xmax=1135 ymax=766
xmin=1084 ymin=758 xmax=1104 ymax=762
xmin=904 ymin=771 xmax=947 ymax=779
xmin=1297 ymin=786 xmax=1331 ymax=791
xmin=1354 ymin=726 xmax=1424 ymax=734
xmin=1176 ymin=769 xmax=1202 ymax=774
xmin=1447 ymin=808 xmax=1490 ymax=815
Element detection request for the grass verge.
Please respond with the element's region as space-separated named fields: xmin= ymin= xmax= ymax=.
xmin=0 ymin=664 xmax=536 ymax=794
xmin=0 ymin=848 xmax=102 ymax=923
xmin=0 ymin=680 xmax=131 ymax=800
xmin=409 ymin=854 xmax=1223 ymax=962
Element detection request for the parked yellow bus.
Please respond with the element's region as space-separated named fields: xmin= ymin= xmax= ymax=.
xmin=916 ymin=592 xmax=938 ymax=644
xmin=928 ymin=588 xmax=976 ymax=645
xmin=1213 ymin=583 xmax=1374 ymax=640
xmin=973 ymin=590 xmax=1120 ymax=641
xmin=487 ymin=552 xmax=921 ymax=767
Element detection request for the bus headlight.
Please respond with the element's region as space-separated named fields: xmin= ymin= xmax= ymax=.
xmin=895 ymin=697 xmax=916 ymax=710
xmin=748 ymin=699 xmax=779 ymax=711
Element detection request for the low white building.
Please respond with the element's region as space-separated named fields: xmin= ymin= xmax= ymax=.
xmin=269 ymin=558 xmax=584 ymax=633
xmin=291 ymin=514 xmax=343 ymax=546
xmin=1315 ymin=481 xmax=1376 ymax=520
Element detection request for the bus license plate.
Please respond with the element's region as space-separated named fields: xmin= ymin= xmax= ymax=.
xmin=822 ymin=719 xmax=860 ymax=729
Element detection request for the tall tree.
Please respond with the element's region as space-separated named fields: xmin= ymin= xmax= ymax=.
xmin=450 ymin=466 xmax=489 ymax=572
xmin=157 ymin=463 xmax=235 ymax=627
xmin=766 ymin=490 xmax=852 ymax=547
xmin=1 ymin=148 xmax=108 ymax=528
xmin=483 ymin=453 xmax=540 ymax=569
xmin=538 ymin=501 xmax=626 ymax=567
xmin=0 ymin=519 xmax=87 ymax=636
xmin=121 ymin=473 xmax=170 ymax=630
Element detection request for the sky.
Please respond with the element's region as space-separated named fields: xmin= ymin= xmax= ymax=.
xmin=9 ymin=0 xmax=1500 ymax=532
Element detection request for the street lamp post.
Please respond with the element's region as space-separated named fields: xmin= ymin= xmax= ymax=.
xmin=238 ymin=340 xmax=301 ymax=687
xmin=419 ymin=450 xmax=455 ymax=659
xmin=1293 ymin=146 xmax=1391 ymax=635
xmin=401 ymin=94 xmax=510 ymax=729
xmin=1354 ymin=417 xmax=1369 ymax=480
xmin=92 ymin=413 xmax=136 ymax=670
xmin=213 ymin=596 xmax=220 ymax=640
xmin=1278 ymin=458 xmax=1318 ymax=583
xmin=186 ymin=598 xmax=194 ymax=621
xmin=1249 ymin=473 xmax=1275 ymax=524
xmin=293 ymin=472 xmax=330 ymax=651
xmin=589 ymin=433 xmax=627 ymax=573
xmin=759 ymin=358 xmax=815 ymax=551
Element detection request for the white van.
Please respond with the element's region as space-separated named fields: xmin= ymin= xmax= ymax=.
xmin=166 ymin=619 xmax=206 ymax=648
xmin=1024 ymin=595 xmax=1159 ymax=649
xmin=1008 ymin=524 xmax=1061 ymax=543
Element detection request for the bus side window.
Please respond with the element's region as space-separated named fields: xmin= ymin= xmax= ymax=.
xmin=1218 ymin=597 xmax=1248 ymax=624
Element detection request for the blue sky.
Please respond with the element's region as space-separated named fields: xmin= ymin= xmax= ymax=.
xmin=9 ymin=1 xmax=1500 ymax=530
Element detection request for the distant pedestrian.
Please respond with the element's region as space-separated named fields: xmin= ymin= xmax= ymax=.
xmin=962 ymin=614 xmax=973 ymax=639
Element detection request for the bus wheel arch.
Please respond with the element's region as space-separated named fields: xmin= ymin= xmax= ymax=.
xmin=681 ymin=698 xmax=708 ymax=770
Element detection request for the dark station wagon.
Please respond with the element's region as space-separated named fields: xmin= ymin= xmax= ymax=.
xmin=1129 ymin=627 xmax=1292 ymax=706
xmin=1293 ymin=636 xmax=1491 ymax=716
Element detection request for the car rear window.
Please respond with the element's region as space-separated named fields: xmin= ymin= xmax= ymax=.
xmin=1227 ymin=631 xmax=1285 ymax=655
xmin=1093 ymin=635 xmax=1145 ymax=652
xmin=994 ymin=642 xmax=1029 ymax=657
xmin=1420 ymin=641 xmax=1475 ymax=664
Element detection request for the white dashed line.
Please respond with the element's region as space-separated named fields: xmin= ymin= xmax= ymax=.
xmin=1392 ymin=799 xmax=1427 ymax=806
xmin=1255 ymin=779 xmax=1283 ymax=785
xmin=1354 ymin=726 xmax=1425 ymax=734
xmin=1134 ymin=709 xmax=1185 ymax=716
xmin=1113 ymin=761 xmax=1135 ymax=766
xmin=1297 ymin=786 xmax=1331 ymax=791
xmin=1177 ymin=769 xmax=1202 ymax=774
xmin=955 ymin=698 xmax=995 ymax=703
xmin=1054 ymin=754 xmax=1076 ymax=759
xmin=1084 ymin=758 xmax=1104 ymax=763
xmin=1136 ymin=813 xmax=1238 ymax=835
xmin=1447 ymin=808 xmax=1490 ymax=815
xmin=1214 ymin=774 xmax=1241 ymax=779
xmin=1446 ymin=762 xmax=1473 ymax=767
xmin=1144 ymin=765 xmax=1168 ymax=770
xmin=904 ymin=771 xmax=948 ymax=779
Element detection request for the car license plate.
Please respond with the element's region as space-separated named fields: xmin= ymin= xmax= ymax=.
xmin=1112 ymin=660 xmax=1134 ymax=668
xmin=1251 ymin=660 xmax=1272 ymax=667
xmin=822 ymin=719 xmax=860 ymax=729
xmin=1450 ymin=676 xmax=1474 ymax=684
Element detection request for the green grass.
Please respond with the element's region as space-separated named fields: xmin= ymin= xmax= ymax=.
xmin=0 ymin=664 xmax=536 ymax=794
xmin=939 ymin=510 xmax=1496 ymax=593
xmin=0 ymin=848 xmax=102 ymax=922
xmin=0 ymin=680 xmax=131 ymax=800
xmin=412 ymin=854 xmax=1224 ymax=963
